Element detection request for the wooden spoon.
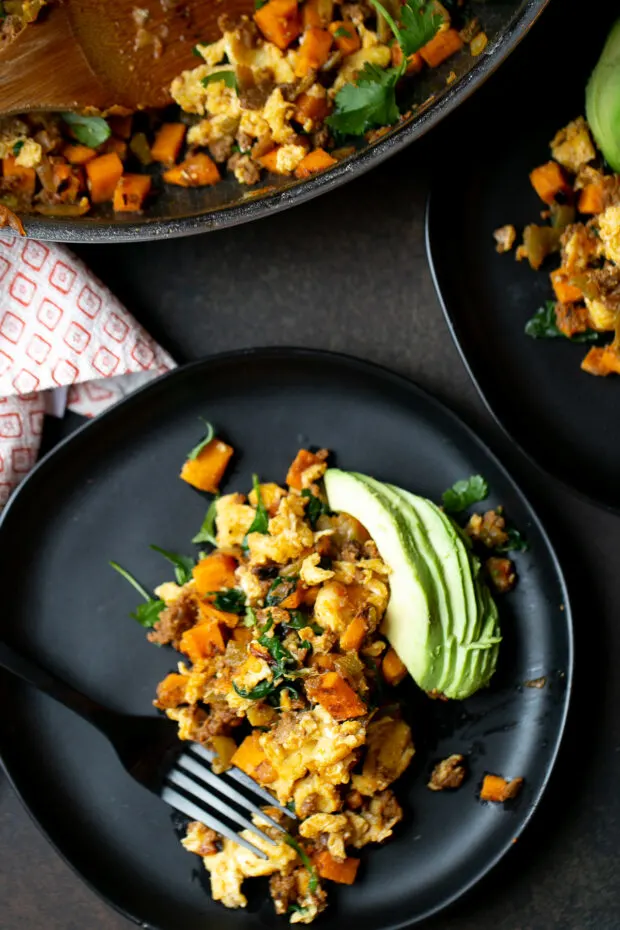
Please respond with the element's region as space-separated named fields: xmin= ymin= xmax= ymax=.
xmin=0 ymin=0 xmax=254 ymax=116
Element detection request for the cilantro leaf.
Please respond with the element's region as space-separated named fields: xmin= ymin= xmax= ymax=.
xmin=327 ymin=63 xmax=401 ymax=136
xmin=192 ymin=496 xmax=219 ymax=545
xmin=109 ymin=561 xmax=164 ymax=629
xmin=400 ymin=0 xmax=443 ymax=56
xmin=442 ymin=475 xmax=489 ymax=513
xmin=12 ymin=140 xmax=24 ymax=157
xmin=212 ymin=588 xmax=247 ymax=614
xmin=187 ymin=418 xmax=215 ymax=460
xmin=301 ymin=488 xmax=330 ymax=528
xmin=243 ymin=475 xmax=269 ymax=549
xmin=495 ymin=527 xmax=529 ymax=553
xmin=525 ymin=300 xmax=600 ymax=343
xmin=61 ymin=113 xmax=111 ymax=148
xmin=149 ymin=545 xmax=194 ymax=584
xmin=201 ymin=70 xmax=238 ymax=91
xmin=284 ymin=836 xmax=319 ymax=892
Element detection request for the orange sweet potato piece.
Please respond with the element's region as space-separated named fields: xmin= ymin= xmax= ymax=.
xmin=419 ymin=28 xmax=463 ymax=67
xmin=313 ymin=850 xmax=360 ymax=884
xmin=198 ymin=599 xmax=240 ymax=629
xmin=254 ymin=0 xmax=301 ymax=50
xmin=310 ymin=653 xmax=337 ymax=671
xmin=85 ymin=152 xmax=124 ymax=203
xmin=295 ymin=27 xmax=333 ymax=76
xmin=280 ymin=584 xmax=304 ymax=609
xmin=63 ymin=143 xmax=97 ymax=165
xmin=163 ymin=152 xmax=220 ymax=187
xmin=382 ymin=647 xmax=408 ymax=686
xmin=581 ymin=346 xmax=620 ymax=376
xmin=306 ymin=670 xmax=367 ymax=720
xmin=2 ymin=156 xmax=36 ymax=195
xmin=286 ymin=448 xmax=325 ymax=489
xmin=151 ymin=123 xmax=187 ymax=164
xmin=180 ymin=438 xmax=234 ymax=492
xmin=258 ymin=147 xmax=283 ymax=173
xmin=180 ymin=621 xmax=225 ymax=662
xmin=232 ymin=626 xmax=253 ymax=646
xmin=295 ymin=148 xmax=337 ymax=179
xmin=339 ymin=614 xmax=367 ymax=652
xmin=302 ymin=0 xmax=333 ymax=27
xmin=294 ymin=90 xmax=331 ymax=124
xmin=529 ymin=161 xmax=569 ymax=205
xmin=155 ymin=672 xmax=187 ymax=709
xmin=329 ymin=20 xmax=360 ymax=55
xmin=480 ymin=773 xmax=524 ymax=802
xmin=554 ymin=301 xmax=590 ymax=338
xmin=550 ymin=268 xmax=582 ymax=303
xmin=193 ymin=552 xmax=238 ymax=593
xmin=391 ymin=43 xmax=424 ymax=74
xmin=578 ymin=182 xmax=606 ymax=215
xmin=231 ymin=732 xmax=272 ymax=779
xmin=113 ymin=173 xmax=152 ymax=212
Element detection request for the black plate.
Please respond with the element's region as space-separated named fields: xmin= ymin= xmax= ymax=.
xmin=0 ymin=349 xmax=571 ymax=929
xmin=18 ymin=0 xmax=548 ymax=242
xmin=425 ymin=8 xmax=620 ymax=512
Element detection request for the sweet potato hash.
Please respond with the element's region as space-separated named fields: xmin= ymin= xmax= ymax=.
xmin=496 ymin=116 xmax=620 ymax=376
xmin=0 ymin=0 xmax=485 ymax=222
xmin=147 ymin=445 xmax=413 ymax=923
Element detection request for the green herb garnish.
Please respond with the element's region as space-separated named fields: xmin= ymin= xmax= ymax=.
xmin=525 ymin=300 xmax=600 ymax=343
xmin=192 ymin=496 xmax=219 ymax=545
xmin=243 ymin=475 xmax=270 ymax=551
xmin=442 ymin=476 xmax=489 ymax=513
xmin=300 ymin=488 xmax=330 ymax=528
xmin=255 ymin=0 xmax=268 ymax=7
xmin=201 ymin=70 xmax=238 ymax=91
xmin=327 ymin=0 xmax=441 ymax=136
xmin=192 ymin=45 xmax=204 ymax=57
xmin=149 ymin=546 xmax=194 ymax=584
xmin=334 ymin=26 xmax=353 ymax=38
xmin=212 ymin=588 xmax=247 ymax=614
xmin=495 ymin=527 xmax=529 ymax=553
xmin=284 ymin=836 xmax=319 ymax=892
xmin=233 ymin=679 xmax=276 ymax=700
xmin=265 ymin=576 xmax=298 ymax=606
xmin=109 ymin=561 xmax=164 ymax=628
xmin=61 ymin=113 xmax=111 ymax=148
xmin=12 ymin=140 xmax=24 ymax=157
xmin=187 ymin=418 xmax=215 ymax=461
xmin=243 ymin=606 xmax=258 ymax=627
xmin=284 ymin=610 xmax=323 ymax=636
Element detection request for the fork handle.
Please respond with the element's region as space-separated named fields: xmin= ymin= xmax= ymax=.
xmin=0 ymin=640 xmax=107 ymax=726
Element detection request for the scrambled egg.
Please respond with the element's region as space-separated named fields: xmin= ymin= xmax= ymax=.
xmin=149 ymin=449 xmax=414 ymax=923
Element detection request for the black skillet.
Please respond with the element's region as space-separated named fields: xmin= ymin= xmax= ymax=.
xmin=426 ymin=7 xmax=620 ymax=512
xmin=0 ymin=349 xmax=571 ymax=929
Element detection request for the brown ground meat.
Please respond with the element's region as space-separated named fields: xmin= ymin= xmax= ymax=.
xmin=340 ymin=540 xmax=364 ymax=562
xmin=270 ymin=871 xmax=298 ymax=915
xmin=555 ymin=301 xmax=590 ymax=337
xmin=209 ymin=136 xmax=234 ymax=163
xmin=194 ymin=701 xmax=243 ymax=742
xmin=427 ymin=754 xmax=467 ymax=791
xmin=186 ymin=822 xmax=220 ymax=856
xmin=147 ymin=591 xmax=198 ymax=648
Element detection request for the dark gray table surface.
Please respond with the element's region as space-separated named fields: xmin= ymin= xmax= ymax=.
xmin=2 ymin=8 xmax=619 ymax=926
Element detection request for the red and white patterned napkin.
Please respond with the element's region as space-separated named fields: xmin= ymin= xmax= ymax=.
xmin=0 ymin=236 xmax=176 ymax=510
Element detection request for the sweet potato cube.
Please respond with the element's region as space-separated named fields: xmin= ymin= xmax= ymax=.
xmin=306 ymin=670 xmax=366 ymax=720
xmin=294 ymin=148 xmax=337 ymax=179
xmin=419 ymin=28 xmax=463 ymax=67
xmin=155 ymin=672 xmax=187 ymax=709
xmin=180 ymin=438 xmax=233 ymax=492
xmin=313 ymin=850 xmax=360 ymax=884
xmin=151 ymin=123 xmax=187 ymax=164
xmin=230 ymin=731 xmax=275 ymax=783
xmin=578 ymin=182 xmax=606 ymax=215
xmin=382 ymin=647 xmax=408 ymax=685
xmin=295 ymin=27 xmax=333 ymax=77
xmin=286 ymin=448 xmax=325 ymax=489
xmin=254 ymin=0 xmax=301 ymax=50
xmin=179 ymin=621 xmax=225 ymax=662
xmin=2 ymin=155 xmax=36 ymax=195
xmin=480 ymin=773 xmax=524 ymax=802
xmin=529 ymin=161 xmax=569 ymax=205
xmin=339 ymin=614 xmax=367 ymax=652
xmin=85 ymin=152 xmax=124 ymax=203
xmin=192 ymin=552 xmax=238 ymax=594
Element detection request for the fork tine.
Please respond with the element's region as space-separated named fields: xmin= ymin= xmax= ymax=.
xmin=166 ymin=767 xmax=278 ymax=847
xmin=190 ymin=742 xmax=296 ymax=818
xmin=160 ymin=786 xmax=268 ymax=859
xmin=178 ymin=751 xmax=287 ymax=834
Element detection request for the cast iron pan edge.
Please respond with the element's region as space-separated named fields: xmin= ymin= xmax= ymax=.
xmin=15 ymin=1 xmax=549 ymax=243
xmin=0 ymin=348 xmax=573 ymax=929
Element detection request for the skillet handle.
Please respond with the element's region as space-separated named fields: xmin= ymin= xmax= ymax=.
xmin=0 ymin=640 xmax=108 ymax=726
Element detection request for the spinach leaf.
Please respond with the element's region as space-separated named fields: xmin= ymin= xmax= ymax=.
xmin=525 ymin=300 xmax=600 ymax=343
xmin=284 ymin=610 xmax=323 ymax=635
xmin=246 ymin=474 xmax=270 ymax=535
xmin=201 ymin=70 xmax=238 ymax=91
xmin=187 ymin=418 xmax=215 ymax=460
xmin=149 ymin=545 xmax=194 ymax=584
xmin=192 ymin=496 xmax=218 ymax=545
xmin=61 ymin=113 xmax=111 ymax=148
xmin=233 ymin=679 xmax=275 ymax=700
xmin=12 ymin=140 xmax=24 ymax=156
xmin=301 ymin=488 xmax=330 ymax=528
xmin=442 ymin=475 xmax=489 ymax=513
xmin=495 ymin=527 xmax=529 ymax=553
xmin=265 ymin=576 xmax=298 ymax=606
xmin=109 ymin=561 xmax=164 ymax=629
xmin=212 ymin=588 xmax=247 ymax=614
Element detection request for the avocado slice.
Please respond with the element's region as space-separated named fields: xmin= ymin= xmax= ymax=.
xmin=586 ymin=18 xmax=620 ymax=171
xmin=324 ymin=468 xmax=501 ymax=700
xmin=323 ymin=469 xmax=438 ymax=686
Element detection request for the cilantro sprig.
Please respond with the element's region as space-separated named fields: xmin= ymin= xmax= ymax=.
xmin=442 ymin=476 xmax=489 ymax=513
xmin=149 ymin=545 xmax=194 ymax=584
xmin=192 ymin=496 xmax=218 ymax=545
xmin=327 ymin=0 xmax=442 ymax=137
xmin=525 ymin=300 xmax=600 ymax=343
xmin=109 ymin=561 xmax=165 ymax=628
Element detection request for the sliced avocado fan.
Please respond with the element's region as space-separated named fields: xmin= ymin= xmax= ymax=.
xmin=586 ymin=18 xmax=620 ymax=172
xmin=324 ymin=469 xmax=501 ymax=700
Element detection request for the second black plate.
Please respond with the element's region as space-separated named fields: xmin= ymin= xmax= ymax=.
xmin=425 ymin=9 xmax=620 ymax=512
xmin=0 ymin=349 xmax=571 ymax=930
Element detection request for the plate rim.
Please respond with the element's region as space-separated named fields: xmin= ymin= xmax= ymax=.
xmin=0 ymin=346 xmax=574 ymax=929
xmin=424 ymin=192 xmax=620 ymax=517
